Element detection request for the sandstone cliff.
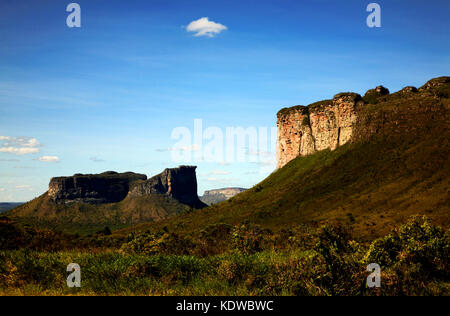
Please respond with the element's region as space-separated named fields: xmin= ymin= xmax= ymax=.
xmin=49 ymin=171 xmax=147 ymax=204
xmin=48 ymin=166 xmax=206 ymax=209
xmin=128 ymin=166 xmax=206 ymax=209
xmin=276 ymin=77 xmax=450 ymax=168
xmin=200 ymin=187 xmax=247 ymax=205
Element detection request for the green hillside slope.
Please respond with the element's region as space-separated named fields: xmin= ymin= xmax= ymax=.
xmin=7 ymin=193 xmax=191 ymax=234
xmin=117 ymin=78 xmax=450 ymax=241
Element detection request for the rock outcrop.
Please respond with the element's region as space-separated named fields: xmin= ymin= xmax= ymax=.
xmin=49 ymin=171 xmax=147 ymax=204
xmin=418 ymin=76 xmax=450 ymax=91
xmin=128 ymin=166 xmax=207 ymax=209
xmin=200 ymin=187 xmax=247 ymax=205
xmin=276 ymin=93 xmax=360 ymax=168
xmin=276 ymin=77 xmax=450 ymax=168
xmin=49 ymin=166 xmax=206 ymax=209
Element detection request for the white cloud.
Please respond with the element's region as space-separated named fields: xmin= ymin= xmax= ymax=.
xmin=15 ymin=185 xmax=32 ymax=190
xmin=35 ymin=156 xmax=60 ymax=163
xmin=0 ymin=147 xmax=39 ymax=155
xmin=0 ymin=136 xmax=41 ymax=155
xmin=186 ymin=17 xmax=227 ymax=37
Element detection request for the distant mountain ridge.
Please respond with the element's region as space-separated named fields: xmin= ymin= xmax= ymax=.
xmin=200 ymin=187 xmax=247 ymax=205
xmin=0 ymin=203 xmax=24 ymax=214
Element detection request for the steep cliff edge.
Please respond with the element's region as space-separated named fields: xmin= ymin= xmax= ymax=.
xmin=128 ymin=166 xmax=206 ymax=209
xmin=49 ymin=171 xmax=147 ymax=204
xmin=277 ymin=92 xmax=360 ymax=168
xmin=276 ymin=76 xmax=450 ymax=168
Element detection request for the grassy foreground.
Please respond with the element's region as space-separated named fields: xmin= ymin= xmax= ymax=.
xmin=0 ymin=215 xmax=448 ymax=296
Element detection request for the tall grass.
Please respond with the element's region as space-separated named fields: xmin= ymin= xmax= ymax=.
xmin=1 ymin=216 xmax=448 ymax=296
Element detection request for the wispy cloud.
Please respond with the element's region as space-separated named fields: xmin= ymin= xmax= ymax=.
xmin=15 ymin=184 xmax=32 ymax=190
xmin=186 ymin=17 xmax=227 ymax=37
xmin=199 ymin=170 xmax=232 ymax=177
xmin=204 ymin=177 xmax=239 ymax=184
xmin=90 ymin=157 xmax=105 ymax=162
xmin=0 ymin=136 xmax=41 ymax=155
xmin=35 ymin=156 xmax=59 ymax=163
xmin=210 ymin=170 xmax=231 ymax=175
xmin=167 ymin=144 xmax=201 ymax=152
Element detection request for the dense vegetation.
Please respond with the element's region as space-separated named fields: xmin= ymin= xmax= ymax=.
xmin=0 ymin=216 xmax=448 ymax=295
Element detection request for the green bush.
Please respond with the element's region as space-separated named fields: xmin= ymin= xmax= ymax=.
xmin=232 ymin=223 xmax=264 ymax=255
xmin=121 ymin=230 xmax=196 ymax=256
xmin=311 ymin=224 xmax=365 ymax=295
xmin=120 ymin=231 xmax=167 ymax=255
xmin=302 ymin=116 xmax=310 ymax=127
xmin=365 ymin=215 xmax=449 ymax=295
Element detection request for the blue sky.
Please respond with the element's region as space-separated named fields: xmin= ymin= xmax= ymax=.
xmin=0 ymin=0 xmax=449 ymax=202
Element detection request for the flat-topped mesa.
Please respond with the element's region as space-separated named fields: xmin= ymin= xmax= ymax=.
xmin=200 ymin=187 xmax=247 ymax=206
xmin=276 ymin=76 xmax=450 ymax=169
xmin=203 ymin=187 xmax=247 ymax=199
xmin=128 ymin=165 xmax=206 ymax=209
xmin=49 ymin=171 xmax=147 ymax=204
xmin=48 ymin=166 xmax=206 ymax=208
xmin=276 ymin=92 xmax=361 ymax=168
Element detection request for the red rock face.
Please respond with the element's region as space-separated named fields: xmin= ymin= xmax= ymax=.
xmin=276 ymin=106 xmax=314 ymax=169
xmin=276 ymin=93 xmax=360 ymax=168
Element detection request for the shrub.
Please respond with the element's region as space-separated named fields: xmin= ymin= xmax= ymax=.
xmin=365 ymin=215 xmax=449 ymax=294
xmin=302 ymin=115 xmax=310 ymax=127
xmin=121 ymin=231 xmax=168 ymax=255
xmin=121 ymin=231 xmax=195 ymax=256
xmin=312 ymin=224 xmax=365 ymax=296
xmin=232 ymin=223 xmax=264 ymax=255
